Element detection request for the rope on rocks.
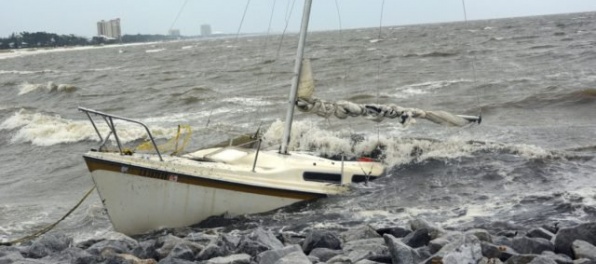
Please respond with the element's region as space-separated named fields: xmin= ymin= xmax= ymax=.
xmin=0 ymin=186 xmax=96 ymax=246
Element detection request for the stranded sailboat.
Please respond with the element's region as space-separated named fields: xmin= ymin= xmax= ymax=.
xmin=80 ymin=0 xmax=479 ymax=235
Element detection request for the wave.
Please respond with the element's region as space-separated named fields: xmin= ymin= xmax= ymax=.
xmin=0 ymin=110 xmax=181 ymax=147
xmin=509 ymin=88 xmax=596 ymax=108
xmin=260 ymin=120 xmax=562 ymax=168
xmin=18 ymin=82 xmax=77 ymax=95
xmin=0 ymin=69 xmax=58 ymax=75
xmin=403 ymin=51 xmax=459 ymax=58
xmin=146 ymin=48 xmax=166 ymax=53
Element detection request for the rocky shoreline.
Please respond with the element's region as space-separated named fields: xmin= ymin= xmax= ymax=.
xmin=1 ymin=217 xmax=596 ymax=264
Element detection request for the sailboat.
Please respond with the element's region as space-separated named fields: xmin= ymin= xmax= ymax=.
xmin=79 ymin=0 xmax=478 ymax=235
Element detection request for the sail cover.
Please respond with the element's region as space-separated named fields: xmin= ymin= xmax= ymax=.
xmin=295 ymin=59 xmax=480 ymax=127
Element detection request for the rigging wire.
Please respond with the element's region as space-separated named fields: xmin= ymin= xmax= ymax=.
xmin=206 ymin=0 xmax=253 ymax=129
xmin=169 ymin=0 xmax=191 ymax=31
xmin=375 ymin=0 xmax=386 ymax=143
xmin=249 ymin=0 xmax=278 ymax=126
xmin=460 ymin=0 xmax=483 ymax=121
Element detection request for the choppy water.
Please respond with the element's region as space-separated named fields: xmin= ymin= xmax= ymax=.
xmin=1 ymin=11 xmax=596 ymax=242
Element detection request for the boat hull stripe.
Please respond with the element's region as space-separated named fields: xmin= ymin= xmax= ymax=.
xmin=83 ymin=156 xmax=325 ymax=200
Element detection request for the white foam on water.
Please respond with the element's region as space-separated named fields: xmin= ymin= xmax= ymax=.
xmin=0 ymin=110 xmax=180 ymax=146
xmin=222 ymin=97 xmax=274 ymax=107
xmin=146 ymin=48 xmax=166 ymax=53
xmin=18 ymin=81 xmax=77 ymax=95
xmin=0 ymin=69 xmax=57 ymax=75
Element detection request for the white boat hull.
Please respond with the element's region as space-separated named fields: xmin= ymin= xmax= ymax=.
xmin=91 ymin=169 xmax=304 ymax=235
xmin=84 ymin=148 xmax=383 ymax=235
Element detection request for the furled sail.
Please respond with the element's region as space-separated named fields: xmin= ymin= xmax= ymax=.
xmin=295 ymin=59 xmax=480 ymax=127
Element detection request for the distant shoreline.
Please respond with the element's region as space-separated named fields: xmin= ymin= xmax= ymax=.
xmin=0 ymin=41 xmax=176 ymax=60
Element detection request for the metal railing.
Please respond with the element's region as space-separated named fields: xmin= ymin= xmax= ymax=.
xmin=78 ymin=107 xmax=163 ymax=161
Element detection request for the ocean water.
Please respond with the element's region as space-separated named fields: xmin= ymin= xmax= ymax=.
xmin=1 ymin=12 xmax=596 ymax=242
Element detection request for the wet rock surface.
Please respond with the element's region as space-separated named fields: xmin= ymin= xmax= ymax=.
xmin=2 ymin=219 xmax=596 ymax=263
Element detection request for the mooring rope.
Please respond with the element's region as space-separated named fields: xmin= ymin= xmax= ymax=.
xmin=0 ymin=186 xmax=96 ymax=246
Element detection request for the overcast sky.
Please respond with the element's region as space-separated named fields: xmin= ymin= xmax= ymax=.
xmin=2 ymin=0 xmax=596 ymax=38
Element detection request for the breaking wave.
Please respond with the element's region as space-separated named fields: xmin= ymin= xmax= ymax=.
xmin=0 ymin=110 xmax=180 ymax=146
xmin=18 ymin=82 xmax=77 ymax=95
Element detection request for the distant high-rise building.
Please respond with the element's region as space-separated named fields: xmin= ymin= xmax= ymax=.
xmin=169 ymin=29 xmax=181 ymax=37
xmin=201 ymin=24 xmax=212 ymax=37
xmin=97 ymin=18 xmax=121 ymax=39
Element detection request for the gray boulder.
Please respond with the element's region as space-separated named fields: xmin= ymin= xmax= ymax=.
xmin=235 ymin=228 xmax=284 ymax=257
xmin=383 ymin=234 xmax=425 ymax=264
xmin=27 ymin=233 xmax=73 ymax=259
xmin=554 ymin=222 xmax=596 ymax=258
xmin=511 ymin=237 xmax=554 ymax=255
xmin=301 ymin=230 xmax=341 ymax=254
xmin=527 ymin=228 xmax=555 ymax=241
xmin=274 ymin=251 xmax=311 ymax=264
xmin=258 ymin=244 xmax=303 ymax=264
xmin=433 ymin=233 xmax=483 ymax=263
xmin=308 ymin=248 xmax=341 ymax=262
xmin=205 ymin=253 xmax=251 ymax=264
xmin=401 ymin=228 xmax=430 ymax=248
xmin=341 ymin=225 xmax=381 ymax=242
xmin=376 ymin=227 xmax=411 ymax=238
xmin=572 ymin=240 xmax=596 ymax=260
xmin=409 ymin=218 xmax=445 ymax=240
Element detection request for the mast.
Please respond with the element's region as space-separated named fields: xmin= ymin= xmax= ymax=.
xmin=280 ymin=0 xmax=313 ymax=154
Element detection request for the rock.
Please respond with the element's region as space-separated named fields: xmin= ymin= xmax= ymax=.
xmin=402 ymin=228 xmax=431 ymax=248
xmin=537 ymin=251 xmax=572 ymax=264
xmin=184 ymin=232 xmax=217 ymax=245
xmin=433 ymin=233 xmax=483 ymax=263
xmin=554 ymin=222 xmax=596 ymax=258
xmin=467 ymin=229 xmax=493 ymax=243
xmin=343 ymin=238 xmax=387 ymax=254
xmin=503 ymin=254 xmax=537 ymax=264
xmin=301 ymin=230 xmax=341 ymax=254
xmin=428 ymin=232 xmax=466 ymax=255
xmin=26 ymin=233 xmax=73 ymax=258
xmin=205 ymin=253 xmax=251 ymax=264
xmin=376 ymin=227 xmax=411 ymax=238
xmin=197 ymin=233 xmax=241 ymax=260
xmin=481 ymin=242 xmax=503 ymax=259
xmin=155 ymin=235 xmax=186 ymax=260
xmin=511 ymin=237 xmax=554 ymax=255
xmin=527 ymin=255 xmax=559 ymax=264
xmin=132 ymin=239 xmax=159 ymax=260
xmin=86 ymin=239 xmax=137 ymax=256
xmin=235 ymin=228 xmax=284 ymax=257
xmin=383 ymin=234 xmax=425 ymax=264
xmin=165 ymin=243 xmax=200 ymax=261
xmin=40 ymin=247 xmax=96 ymax=264
xmin=308 ymin=248 xmax=341 ymax=262
xmin=158 ymin=257 xmax=197 ymax=264
xmin=479 ymin=257 xmax=504 ymax=264
xmin=366 ymin=253 xmax=392 ymax=263
xmin=341 ymin=225 xmax=381 ymax=242
xmin=409 ymin=218 xmax=445 ymax=240
xmin=341 ymin=238 xmax=388 ymax=263
xmin=274 ymin=251 xmax=312 ymax=264
xmin=355 ymin=259 xmax=387 ymax=264
xmin=258 ymin=244 xmax=302 ymax=264
xmin=0 ymin=246 xmax=25 ymax=263
xmin=527 ymin=228 xmax=555 ymax=241
xmin=197 ymin=243 xmax=228 ymax=261
xmin=572 ymin=240 xmax=596 ymax=260
xmin=573 ymin=259 xmax=596 ymax=264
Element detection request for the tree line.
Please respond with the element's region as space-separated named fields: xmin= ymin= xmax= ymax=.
xmin=0 ymin=32 xmax=183 ymax=49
